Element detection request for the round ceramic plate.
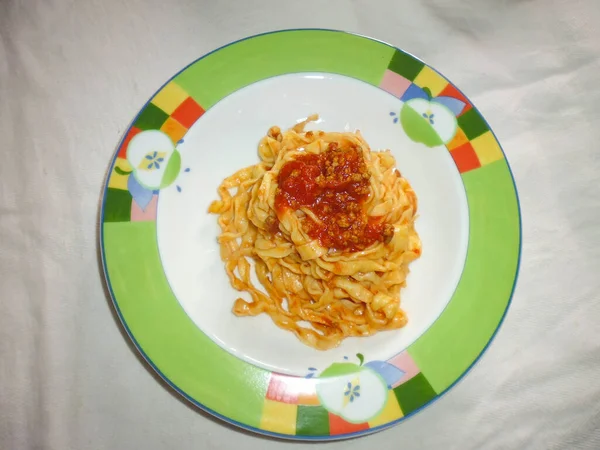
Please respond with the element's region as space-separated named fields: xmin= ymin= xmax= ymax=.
xmin=100 ymin=29 xmax=521 ymax=440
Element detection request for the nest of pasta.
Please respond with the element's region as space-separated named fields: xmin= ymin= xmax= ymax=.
xmin=209 ymin=115 xmax=421 ymax=350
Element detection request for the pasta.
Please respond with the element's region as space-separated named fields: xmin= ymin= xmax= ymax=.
xmin=208 ymin=115 xmax=421 ymax=350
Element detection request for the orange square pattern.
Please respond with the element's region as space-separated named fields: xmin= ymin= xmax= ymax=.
xmin=328 ymin=413 xmax=370 ymax=435
xmin=171 ymin=97 xmax=205 ymax=128
xmin=447 ymin=127 xmax=469 ymax=151
xmin=160 ymin=117 xmax=188 ymax=143
xmin=451 ymin=142 xmax=481 ymax=173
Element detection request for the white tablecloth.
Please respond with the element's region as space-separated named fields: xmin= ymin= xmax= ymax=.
xmin=1 ymin=0 xmax=599 ymax=448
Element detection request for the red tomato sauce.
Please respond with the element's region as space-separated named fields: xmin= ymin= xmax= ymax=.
xmin=274 ymin=142 xmax=392 ymax=252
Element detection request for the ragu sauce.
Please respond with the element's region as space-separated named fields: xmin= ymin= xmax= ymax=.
xmin=274 ymin=142 xmax=393 ymax=252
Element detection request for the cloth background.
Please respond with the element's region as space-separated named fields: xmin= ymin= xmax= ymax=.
xmin=1 ymin=0 xmax=599 ymax=448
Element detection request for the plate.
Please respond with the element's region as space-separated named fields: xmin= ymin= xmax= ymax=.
xmin=100 ymin=29 xmax=521 ymax=440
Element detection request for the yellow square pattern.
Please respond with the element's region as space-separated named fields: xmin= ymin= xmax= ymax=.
xmin=151 ymin=82 xmax=189 ymax=114
xmin=260 ymin=399 xmax=297 ymax=435
xmin=368 ymin=391 xmax=404 ymax=428
xmin=447 ymin=127 xmax=469 ymax=151
xmin=471 ymin=131 xmax=504 ymax=165
xmin=108 ymin=158 xmax=133 ymax=190
xmin=413 ymin=66 xmax=449 ymax=97
xmin=160 ymin=117 xmax=187 ymax=143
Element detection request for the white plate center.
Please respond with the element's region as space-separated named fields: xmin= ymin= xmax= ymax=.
xmin=156 ymin=73 xmax=468 ymax=376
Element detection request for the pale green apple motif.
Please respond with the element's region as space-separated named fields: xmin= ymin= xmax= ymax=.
xmin=315 ymin=356 xmax=389 ymax=424
xmin=400 ymin=98 xmax=458 ymax=147
xmin=126 ymin=129 xmax=182 ymax=190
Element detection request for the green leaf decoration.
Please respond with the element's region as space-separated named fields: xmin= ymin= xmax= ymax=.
xmin=356 ymin=353 xmax=364 ymax=366
xmin=114 ymin=166 xmax=132 ymax=176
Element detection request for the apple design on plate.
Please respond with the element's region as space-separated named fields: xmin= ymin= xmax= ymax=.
xmin=400 ymin=98 xmax=457 ymax=147
xmin=315 ymin=354 xmax=389 ymax=424
xmin=391 ymin=87 xmax=467 ymax=148
xmin=126 ymin=129 xmax=182 ymax=190
xmin=117 ymin=129 xmax=187 ymax=211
